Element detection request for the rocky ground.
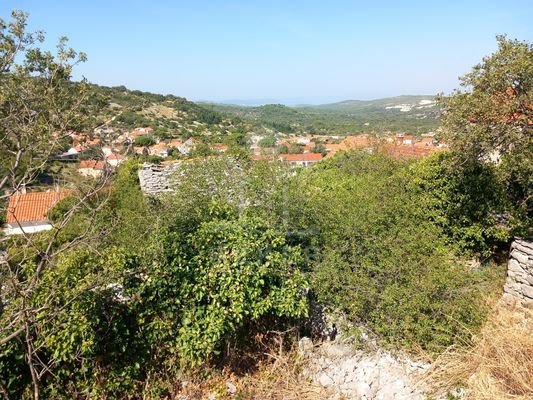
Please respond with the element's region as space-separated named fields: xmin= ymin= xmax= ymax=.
xmin=299 ymin=338 xmax=431 ymax=400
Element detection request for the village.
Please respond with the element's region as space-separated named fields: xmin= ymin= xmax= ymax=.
xmin=3 ymin=124 xmax=447 ymax=235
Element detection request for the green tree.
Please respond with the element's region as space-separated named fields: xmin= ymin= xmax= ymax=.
xmin=134 ymin=134 xmax=156 ymax=146
xmin=283 ymin=152 xmax=498 ymax=353
xmin=258 ymin=134 xmax=276 ymax=148
xmin=0 ymin=12 xmax=108 ymax=399
xmin=438 ymin=36 xmax=533 ymax=234
xmin=408 ymin=152 xmax=509 ymax=257
xmin=135 ymin=215 xmax=308 ymax=364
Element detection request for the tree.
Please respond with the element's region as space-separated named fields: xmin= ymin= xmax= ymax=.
xmin=134 ymin=134 xmax=155 ymax=146
xmin=258 ymin=134 xmax=276 ymax=148
xmin=0 ymin=11 xmax=108 ymax=399
xmin=0 ymin=11 xmax=88 ymax=195
xmin=438 ymin=36 xmax=533 ymax=234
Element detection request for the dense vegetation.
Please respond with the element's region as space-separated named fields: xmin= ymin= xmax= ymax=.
xmin=202 ymin=95 xmax=440 ymax=135
xmin=0 ymin=151 xmax=510 ymax=397
xmin=0 ymin=11 xmax=530 ymax=399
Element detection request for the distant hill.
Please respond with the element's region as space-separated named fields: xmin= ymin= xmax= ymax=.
xmin=304 ymin=95 xmax=437 ymax=114
xmin=81 ymin=84 xmax=246 ymax=139
xmin=203 ymin=95 xmax=440 ymax=135
xmin=80 ymin=85 xmax=440 ymax=137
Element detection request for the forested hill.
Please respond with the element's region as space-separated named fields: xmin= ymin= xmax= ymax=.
xmin=201 ymin=95 xmax=440 ymax=135
xmin=82 ymin=84 xmax=439 ymax=137
xmin=82 ymin=84 xmax=243 ymax=136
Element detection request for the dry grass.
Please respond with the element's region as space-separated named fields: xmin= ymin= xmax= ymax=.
xmin=154 ymin=351 xmax=329 ymax=400
xmin=143 ymin=104 xmax=178 ymax=119
xmin=426 ymin=302 xmax=533 ymax=399
xmin=236 ymin=352 xmax=330 ymax=400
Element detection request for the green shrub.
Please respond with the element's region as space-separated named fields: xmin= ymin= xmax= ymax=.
xmin=133 ymin=215 xmax=308 ymax=364
xmin=408 ymin=151 xmax=510 ymax=257
xmin=285 ymin=151 xmax=498 ymax=353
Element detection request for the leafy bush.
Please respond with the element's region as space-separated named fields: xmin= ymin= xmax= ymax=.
xmin=134 ymin=215 xmax=308 ymax=364
xmin=258 ymin=135 xmax=276 ymax=148
xmin=134 ymin=134 xmax=156 ymax=146
xmin=408 ymin=152 xmax=510 ymax=257
xmin=284 ymin=152 xmax=496 ymax=352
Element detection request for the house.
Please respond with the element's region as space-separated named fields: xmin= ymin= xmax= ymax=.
xmin=178 ymin=138 xmax=196 ymax=155
xmin=106 ymin=153 xmax=126 ymax=166
xmin=133 ymin=127 xmax=153 ymax=135
xmin=101 ymin=146 xmax=114 ymax=156
xmin=211 ymin=143 xmax=228 ymax=153
xmin=415 ymin=137 xmax=435 ymax=147
xmin=399 ymin=135 xmax=414 ymax=146
xmin=4 ymin=190 xmax=70 ymax=235
xmin=168 ymin=139 xmax=183 ymax=149
xmin=251 ymin=154 xmax=275 ymax=161
xmin=279 ymin=153 xmax=323 ymax=166
xmin=324 ymin=143 xmax=347 ymax=157
xmin=296 ymin=136 xmax=313 ymax=145
xmin=78 ymin=159 xmax=106 ymax=178
xmin=133 ymin=146 xmax=149 ymax=156
xmin=149 ymin=143 xmax=169 ymax=158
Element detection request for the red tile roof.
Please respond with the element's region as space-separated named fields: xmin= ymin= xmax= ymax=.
xmin=79 ymin=160 xmax=106 ymax=170
xmin=279 ymin=153 xmax=323 ymax=162
xmin=106 ymin=153 xmax=125 ymax=160
xmin=7 ymin=191 xmax=70 ymax=224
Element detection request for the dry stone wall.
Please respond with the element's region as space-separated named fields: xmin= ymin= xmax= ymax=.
xmin=503 ymin=239 xmax=533 ymax=305
xmin=138 ymin=162 xmax=183 ymax=195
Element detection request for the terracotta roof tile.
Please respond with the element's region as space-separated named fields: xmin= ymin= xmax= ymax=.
xmin=79 ymin=160 xmax=106 ymax=170
xmin=279 ymin=153 xmax=323 ymax=162
xmin=7 ymin=191 xmax=70 ymax=224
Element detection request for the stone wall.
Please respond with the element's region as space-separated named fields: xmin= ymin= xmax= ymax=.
xmin=503 ymin=239 xmax=533 ymax=305
xmin=138 ymin=162 xmax=182 ymax=195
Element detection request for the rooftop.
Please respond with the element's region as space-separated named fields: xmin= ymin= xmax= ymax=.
xmin=7 ymin=191 xmax=70 ymax=224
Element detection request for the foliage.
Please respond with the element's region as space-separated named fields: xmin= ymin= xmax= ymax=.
xmin=408 ymin=151 xmax=509 ymax=257
xmin=0 ymin=10 xmax=88 ymax=191
xmin=258 ymin=134 xmax=277 ymax=148
xmin=134 ymin=134 xmax=156 ymax=146
xmin=135 ymin=215 xmax=308 ymax=364
xmin=195 ymin=107 xmax=223 ymax=125
xmin=204 ymin=96 xmax=440 ymax=136
xmin=114 ymin=109 xmax=151 ymax=128
xmin=1 ymin=12 xmax=524 ymax=398
xmin=438 ymin=36 xmax=533 ymax=235
xmin=285 ymin=152 xmax=495 ymax=352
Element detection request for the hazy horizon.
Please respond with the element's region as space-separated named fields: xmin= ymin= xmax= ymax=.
xmin=1 ymin=1 xmax=531 ymax=104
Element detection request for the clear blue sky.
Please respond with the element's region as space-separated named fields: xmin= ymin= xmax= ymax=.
xmin=1 ymin=1 xmax=532 ymax=104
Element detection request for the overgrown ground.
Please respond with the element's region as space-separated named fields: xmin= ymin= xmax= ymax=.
xmin=426 ymin=302 xmax=533 ymax=400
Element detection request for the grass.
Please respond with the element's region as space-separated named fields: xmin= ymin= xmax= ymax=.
xmin=425 ymin=302 xmax=533 ymax=399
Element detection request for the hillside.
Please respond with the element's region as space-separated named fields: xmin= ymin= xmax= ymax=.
xmin=77 ymin=84 xmax=440 ymax=138
xmin=202 ymin=95 xmax=440 ymax=135
xmin=82 ymin=84 xmax=246 ymax=139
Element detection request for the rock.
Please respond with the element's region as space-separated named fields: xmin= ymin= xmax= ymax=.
xmin=522 ymin=284 xmax=533 ymax=299
xmin=298 ymin=337 xmax=313 ymax=355
xmin=340 ymin=358 xmax=358 ymax=373
xmin=515 ymin=239 xmax=533 ymax=252
xmin=508 ymin=259 xmax=523 ymax=273
xmin=511 ymin=249 xmax=529 ymax=265
xmin=354 ymin=381 xmax=372 ymax=398
xmin=225 ymin=380 xmax=237 ymax=395
xmin=318 ymin=372 xmax=334 ymax=387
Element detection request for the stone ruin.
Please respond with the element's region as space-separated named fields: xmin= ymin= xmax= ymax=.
xmin=138 ymin=162 xmax=182 ymax=195
xmin=502 ymin=238 xmax=533 ymax=306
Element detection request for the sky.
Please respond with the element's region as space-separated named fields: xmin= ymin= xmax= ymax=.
xmin=1 ymin=1 xmax=532 ymax=104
